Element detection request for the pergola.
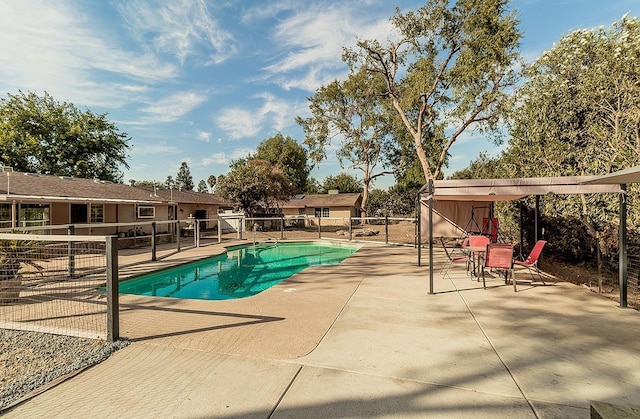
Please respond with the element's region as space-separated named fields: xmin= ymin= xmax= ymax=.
xmin=418 ymin=172 xmax=636 ymax=307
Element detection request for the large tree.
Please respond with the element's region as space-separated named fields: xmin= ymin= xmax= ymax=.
xmin=197 ymin=180 xmax=208 ymax=193
xmin=251 ymin=133 xmax=311 ymax=193
xmin=507 ymin=15 xmax=640 ymax=178
xmin=297 ymin=68 xmax=395 ymax=217
xmin=321 ymin=172 xmax=362 ymax=194
xmin=343 ymin=0 xmax=521 ymax=182
xmin=0 ymin=91 xmax=130 ymax=182
xmin=503 ymin=15 xmax=640 ymax=260
xmin=175 ymin=161 xmax=194 ymax=191
xmin=216 ymin=159 xmax=296 ymax=217
xmin=207 ymin=175 xmax=217 ymax=193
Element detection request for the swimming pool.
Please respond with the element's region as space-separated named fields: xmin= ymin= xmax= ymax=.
xmin=119 ymin=241 xmax=360 ymax=300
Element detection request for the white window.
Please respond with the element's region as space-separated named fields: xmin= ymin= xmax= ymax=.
xmin=137 ymin=206 xmax=155 ymax=219
xmin=20 ymin=204 xmax=50 ymax=227
xmin=314 ymin=207 xmax=329 ymax=218
xmin=91 ymin=204 xmax=104 ymax=223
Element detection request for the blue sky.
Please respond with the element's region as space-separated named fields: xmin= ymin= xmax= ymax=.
xmin=0 ymin=0 xmax=637 ymax=189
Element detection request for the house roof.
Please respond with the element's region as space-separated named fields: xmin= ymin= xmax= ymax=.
xmin=281 ymin=193 xmax=362 ymax=208
xmin=0 ymin=170 xmax=230 ymax=206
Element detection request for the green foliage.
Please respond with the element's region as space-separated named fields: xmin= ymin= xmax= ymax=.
xmin=321 ymin=173 xmax=362 ymax=194
xmin=0 ymin=91 xmax=130 ymax=182
xmin=366 ymin=185 xmax=417 ymax=217
xmin=498 ymin=14 xmax=640 ymax=263
xmin=165 ymin=176 xmax=175 ymax=189
xmin=207 ymin=175 xmax=217 ymax=191
xmin=175 ymin=162 xmax=194 ymax=191
xmin=297 ymin=68 xmax=396 ymax=213
xmin=216 ymin=160 xmax=296 ymax=216
xmin=304 ymin=177 xmax=322 ymax=194
xmin=0 ymin=236 xmax=44 ymax=281
xmin=343 ymin=0 xmax=521 ymax=182
xmin=252 ymin=133 xmax=310 ymax=193
xmin=507 ymin=15 xmax=640 ymax=178
xmin=449 ymin=152 xmax=503 ymax=179
xmin=197 ymin=180 xmax=208 ymax=193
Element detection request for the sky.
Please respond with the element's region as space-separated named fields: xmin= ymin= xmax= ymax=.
xmin=0 ymin=0 xmax=637 ymax=190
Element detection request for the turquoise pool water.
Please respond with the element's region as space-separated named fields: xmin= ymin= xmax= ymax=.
xmin=119 ymin=242 xmax=360 ymax=300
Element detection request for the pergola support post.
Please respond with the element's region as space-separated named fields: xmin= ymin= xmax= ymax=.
xmin=428 ymin=179 xmax=434 ymax=295
xmin=620 ymin=184 xmax=628 ymax=308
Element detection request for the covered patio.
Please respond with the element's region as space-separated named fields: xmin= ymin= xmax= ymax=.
xmin=417 ymin=174 xmax=635 ymax=305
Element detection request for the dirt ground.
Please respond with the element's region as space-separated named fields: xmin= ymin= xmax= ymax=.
xmin=542 ymin=257 xmax=640 ymax=310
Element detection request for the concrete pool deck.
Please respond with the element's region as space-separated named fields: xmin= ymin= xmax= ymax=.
xmin=4 ymin=240 xmax=640 ymax=418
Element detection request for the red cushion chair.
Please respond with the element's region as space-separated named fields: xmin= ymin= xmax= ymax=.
xmin=514 ymin=240 xmax=547 ymax=284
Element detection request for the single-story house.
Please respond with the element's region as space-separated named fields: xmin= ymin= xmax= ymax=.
xmin=0 ymin=169 xmax=232 ymax=235
xmin=281 ymin=192 xmax=362 ymax=227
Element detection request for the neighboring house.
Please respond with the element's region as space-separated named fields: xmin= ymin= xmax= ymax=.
xmin=281 ymin=192 xmax=362 ymax=226
xmin=0 ymin=169 xmax=232 ymax=235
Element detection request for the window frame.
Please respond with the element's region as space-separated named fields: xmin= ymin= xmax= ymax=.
xmin=90 ymin=204 xmax=104 ymax=223
xmin=314 ymin=207 xmax=330 ymax=218
xmin=137 ymin=205 xmax=156 ymax=219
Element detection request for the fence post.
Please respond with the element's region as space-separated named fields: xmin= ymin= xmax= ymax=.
xmin=385 ymin=214 xmax=389 ymax=244
xmin=280 ymin=216 xmax=284 ymax=240
xmin=106 ymin=235 xmax=119 ymax=342
xmin=151 ymin=221 xmax=157 ymax=261
xmin=318 ymin=216 xmax=322 ymax=239
xmin=218 ymin=216 xmax=222 ymax=243
xmin=195 ymin=219 xmax=200 ymax=248
xmin=176 ymin=220 xmax=181 ymax=252
xmin=68 ymin=225 xmax=75 ymax=279
xmin=349 ymin=217 xmax=352 ymax=241
xmin=239 ymin=217 xmax=243 ymax=240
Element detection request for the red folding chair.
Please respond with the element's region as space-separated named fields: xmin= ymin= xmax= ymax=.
xmin=467 ymin=235 xmax=490 ymax=277
xmin=440 ymin=237 xmax=470 ymax=279
xmin=482 ymin=243 xmax=514 ymax=290
xmin=514 ymin=240 xmax=547 ymax=284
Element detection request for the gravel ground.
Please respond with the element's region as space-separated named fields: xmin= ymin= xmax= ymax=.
xmin=0 ymin=329 xmax=129 ymax=412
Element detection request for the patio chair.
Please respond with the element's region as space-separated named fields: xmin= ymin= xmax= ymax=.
xmin=482 ymin=243 xmax=514 ymax=290
xmin=467 ymin=235 xmax=490 ymax=278
xmin=514 ymin=240 xmax=547 ymax=284
xmin=440 ymin=237 xmax=470 ymax=279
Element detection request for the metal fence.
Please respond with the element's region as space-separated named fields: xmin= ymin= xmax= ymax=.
xmin=0 ymin=215 xmax=419 ymax=247
xmin=594 ymin=253 xmax=640 ymax=295
xmin=238 ymin=216 xmax=418 ymax=246
xmin=0 ymin=234 xmax=118 ymax=341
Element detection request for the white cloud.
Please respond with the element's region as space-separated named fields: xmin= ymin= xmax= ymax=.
xmin=256 ymin=92 xmax=298 ymax=132
xmin=130 ymin=143 xmax=181 ymax=155
xmin=198 ymin=147 xmax=254 ymax=166
xmin=261 ymin=3 xmax=395 ymax=91
xmin=197 ymin=131 xmax=212 ymax=142
xmin=116 ymin=0 xmax=236 ymax=65
xmin=215 ymin=107 xmax=263 ymax=139
xmin=240 ymin=0 xmax=298 ymax=24
xmin=0 ymin=0 xmax=177 ymax=108
xmin=138 ymin=91 xmax=208 ymax=123
xmin=214 ymin=92 xmax=306 ymax=140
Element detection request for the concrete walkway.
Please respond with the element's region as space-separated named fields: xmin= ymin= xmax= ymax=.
xmin=4 ymin=242 xmax=640 ymax=418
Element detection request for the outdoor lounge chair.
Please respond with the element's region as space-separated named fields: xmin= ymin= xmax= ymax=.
xmin=514 ymin=240 xmax=547 ymax=284
xmin=482 ymin=243 xmax=514 ymax=290
xmin=440 ymin=237 xmax=469 ymax=279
